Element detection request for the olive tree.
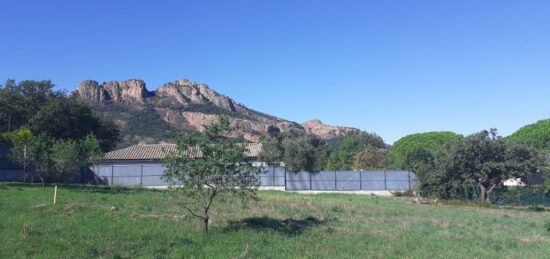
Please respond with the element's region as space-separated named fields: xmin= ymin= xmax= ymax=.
xmin=163 ymin=116 xmax=263 ymax=231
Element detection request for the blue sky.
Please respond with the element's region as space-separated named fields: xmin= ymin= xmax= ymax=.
xmin=1 ymin=0 xmax=549 ymax=143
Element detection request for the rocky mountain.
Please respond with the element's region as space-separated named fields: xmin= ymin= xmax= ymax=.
xmin=73 ymin=78 xmax=359 ymax=147
xmin=302 ymin=119 xmax=360 ymax=139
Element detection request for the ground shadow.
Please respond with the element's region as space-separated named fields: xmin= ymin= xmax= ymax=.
xmin=224 ymin=216 xmax=328 ymax=236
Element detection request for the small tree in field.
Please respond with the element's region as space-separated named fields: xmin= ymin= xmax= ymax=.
xmin=163 ymin=116 xmax=263 ymax=231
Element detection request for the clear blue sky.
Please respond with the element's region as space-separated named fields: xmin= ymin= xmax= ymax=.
xmin=1 ymin=0 xmax=549 ymax=143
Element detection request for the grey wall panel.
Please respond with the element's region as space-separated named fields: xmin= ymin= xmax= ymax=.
xmin=95 ymin=165 xmax=113 ymax=177
xmin=286 ymin=180 xmax=310 ymax=190
xmin=260 ymin=176 xmax=273 ymax=186
xmin=311 ymin=181 xmax=335 ymax=190
xmin=337 ymin=181 xmax=361 ymax=190
xmin=273 ymin=177 xmax=285 ymax=186
xmin=336 ymin=171 xmax=360 ymax=181
xmin=259 ymin=170 xmax=274 ymax=178
xmin=112 ymin=176 xmax=141 ymax=186
xmin=311 ymin=171 xmax=335 ymax=181
xmin=361 ymin=181 xmax=386 ymax=190
xmin=286 ymin=172 xmax=310 ymax=181
xmin=142 ymin=164 xmax=165 ymax=176
xmin=142 ymin=176 xmax=169 ymax=186
xmin=385 ymin=171 xmax=410 ymax=180
xmin=386 ymin=181 xmax=410 ymax=190
xmin=361 ymin=172 xmax=386 ymax=180
xmin=112 ymin=165 xmax=142 ymax=177
xmin=273 ymin=167 xmax=285 ymax=177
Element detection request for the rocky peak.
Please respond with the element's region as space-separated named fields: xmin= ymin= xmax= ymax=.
xmin=74 ymin=79 xmax=151 ymax=105
xmin=155 ymin=79 xmax=237 ymax=112
xmin=302 ymin=119 xmax=360 ymax=139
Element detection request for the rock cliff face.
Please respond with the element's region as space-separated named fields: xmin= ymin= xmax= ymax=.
xmin=155 ymin=79 xmax=238 ymax=112
xmin=73 ymin=80 xmax=151 ymax=105
xmin=302 ymin=119 xmax=360 ymax=139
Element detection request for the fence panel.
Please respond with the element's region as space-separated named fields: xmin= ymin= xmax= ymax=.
xmin=273 ymin=167 xmax=286 ymax=186
xmin=311 ymin=171 xmax=336 ymax=190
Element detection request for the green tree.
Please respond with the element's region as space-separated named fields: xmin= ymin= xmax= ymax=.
xmin=163 ymin=116 xmax=263 ymax=231
xmin=354 ymin=147 xmax=387 ymax=170
xmin=11 ymin=134 xmax=54 ymax=186
xmin=282 ymin=134 xmax=326 ymax=172
xmin=431 ymin=129 xmax=545 ymax=203
xmin=386 ymin=131 xmax=462 ymax=169
xmin=51 ymin=139 xmax=82 ymax=176
xmin=258 ymin=134 xmax=285 ymax=165
xmin=325 ymin=132 xmax=385 ymax=170
xmin=28 ymin=98 xmax=119 ymax=151
xmin=259 ymin=133 xmax=328 ymax=172
xmin=507 ymin=119 xmax=550 ymax=155
xmin=0 ymin=80 xmax=61 ymax=132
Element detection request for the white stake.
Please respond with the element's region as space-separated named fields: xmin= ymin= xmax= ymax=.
xmin=53 ymin=185 xmax=57 ymax=205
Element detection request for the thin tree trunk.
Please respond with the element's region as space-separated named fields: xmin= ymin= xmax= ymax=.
xmin=485 ymin=184 xmax=497 ymax=204
xmin=204 ymin=216 xmax=209 ymax=232
xmin=478 ymin=183 xmax=487 ymax=203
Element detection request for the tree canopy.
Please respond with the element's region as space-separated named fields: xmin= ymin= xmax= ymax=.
xmin=1 ymin=80 xmax=119 ymax=151
xmin=415 ymin=129 xmax=546 ymax=203
xmin=506 ymin=119 xmax=550 ymax=155
xmin=325 ymin=132 xmax=386 ymax=170
xmin=386 ymin=131 xmax=462 ymax=169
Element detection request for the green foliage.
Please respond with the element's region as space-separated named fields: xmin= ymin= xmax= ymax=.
xmin=386 ymin=131 xmax=462 ymax=169
xmin=28 ymin=98 xmax=119 ymax=151
xmin=507 ymin=119 xmax=550 ymax=154
xmin=419 ymin=129 xmax=546 ymax=203
xmin=10 ymin=134 xmax=104 ymax=185
xmin=354 ymin=147 xmax=387 ymax=170
xmin=163 ymin=115 xmax=263 ymax=231
xmin=0 ymin=80 xmax=62 ymax=132
xmin=1 ymin=79 xmax=120 ymax=151
xmin=325 ymin=132 xmax=386 ymax=170
xmin=259 ymin=133 xmax=327 ymax=172
xmin=282 ymin=134 xmax=327 ymax=172
xmin=51 ymin=139 xmax=82 ymax=174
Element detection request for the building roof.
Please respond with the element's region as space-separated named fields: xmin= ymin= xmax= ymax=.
xmin=103 ymin=143 xmax=262 ymax=161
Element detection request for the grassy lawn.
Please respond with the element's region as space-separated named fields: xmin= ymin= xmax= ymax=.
xmin=0 ymin=183 xmax=549 ymax=258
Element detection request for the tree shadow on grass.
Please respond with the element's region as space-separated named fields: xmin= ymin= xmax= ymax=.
xmin=224 ymin=216 xmax=328 ymax=236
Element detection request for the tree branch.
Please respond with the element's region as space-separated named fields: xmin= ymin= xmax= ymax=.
xmin=178 ymin=202 xmax=206 ymax=221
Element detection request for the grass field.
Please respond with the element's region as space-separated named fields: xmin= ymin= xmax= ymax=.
xmin=0 ymin=183 xmax=549 ymax=258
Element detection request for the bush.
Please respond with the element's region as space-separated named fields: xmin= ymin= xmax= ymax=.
xmin=527 ymin=205 xmax=546 ymax=212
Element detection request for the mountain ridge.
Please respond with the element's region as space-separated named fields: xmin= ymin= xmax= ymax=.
xmin=72 ymin=78 xmax=362 ymax=147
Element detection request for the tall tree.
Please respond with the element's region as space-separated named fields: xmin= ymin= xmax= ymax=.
xmin=259 ymin=133 xmax=327 ymax=172
xmin=325 ymin=132 xmax=385 ymax=170
xmin=28 ymin=98 xmax=119 ymax=151
xmin=282 ymin=134 xmax=326 ymax=172
xmin=0 ymin=80 xmax=61 ymax=132
xmin=163 ymin=116 xmax=263 ymax=231
xmin=433 ymin=129 xmax=545 ymax=203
